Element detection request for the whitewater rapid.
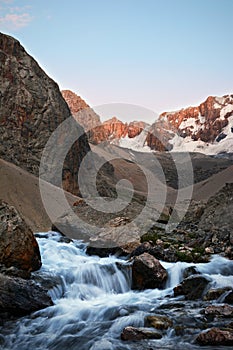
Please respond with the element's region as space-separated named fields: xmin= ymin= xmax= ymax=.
xmin=0 ymin=231 xmax=233 ymax=350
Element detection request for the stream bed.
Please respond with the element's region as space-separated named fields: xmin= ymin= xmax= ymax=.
xmin=0 ymin=231 xmax=233 ymax=350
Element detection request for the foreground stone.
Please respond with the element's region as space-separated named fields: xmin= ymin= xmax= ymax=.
xmin=132 ymin=253 xmax=167 ymax=290
xmin=173 ymin=275 xmax=211 ymax=300
xmin=196 ymin=327 xmax=233 ymax=346
xmin=121 ymin=326 xmax=162 ymax=341
xmin=0 ymin=200 xmax=41 ymax=271
xmin=0 ymin=273 xmax=53 ymax=317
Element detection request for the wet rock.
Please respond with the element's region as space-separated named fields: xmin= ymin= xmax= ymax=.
xmin=0 ymin=200 xmax=41 ymax=271
xmin=173 ymin=275 xmax=211 ymax=300
xmin=121 ymin=326 xmax=162 ymax=341
xmin=132 ymin=253 xmax=167 ymax=290
xmin=145 ymin=315 xmax=173 ymax=330
xmin=196 ymin=327 xmax=233 ymax=346
xmin=204 ymin=287 xmax=232 ymax=301
xmin=158 ymin=302 xmax=185 ymax=310
xmin=204 ymin=304 xmax=233 ymax=318
xmin=224 ymin=290 xmax=233 ymax=304
xmin=0 ymin=264 xmax=31 ymax=279
xmin=0 ymin=273 xmax=53 ymax=317
xmin=86 ymin=246 xmax=120 ymax=258
xmin=183 ymin=266 xmax=199 ymax=279
xmin=86 ymin=240 xmax=140 ymax=258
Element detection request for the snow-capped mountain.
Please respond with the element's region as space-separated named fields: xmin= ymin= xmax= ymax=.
xmin=146 ymin=94 xmax=233 ymax=155
xmin=63 ymin=90 xmax=233 ymax=155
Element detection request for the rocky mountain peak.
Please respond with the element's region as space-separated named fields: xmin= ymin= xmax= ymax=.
xmin=63 ymin=90 xmax=148 ymax=144
xmin=147 ymin=94 xmax=233 ymax=153
xmin=61 ymin=89 xmax=101 ymax=132
xmin=61 ymin=90 xmax=89 ymax=114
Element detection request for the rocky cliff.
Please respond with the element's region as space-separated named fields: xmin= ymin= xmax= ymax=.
xmin=61 ymin=90 xmax=101 ymax=132
xmin=147 ymin=95 xmax=233 ymax=153
xmin=61 ymin=90 xmax=148 ymax=144
xmin=0 ymin=33 xmax=90 ymax=195
xmin=89 ymin=118 xmax=148 ymax=144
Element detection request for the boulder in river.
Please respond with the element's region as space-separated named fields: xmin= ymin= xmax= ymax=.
xmin=0 ymin=273 xmax=53 ymax=317
xmin=196 ymin=327 xmax=233 ymax=346
xmin=0 ymin=200 xmax=41 ymax=271
xmin=132 ymin=252 xmax=167 ymax=290
xmin=173 ymin=274 xmax=211 ymax=300
xmin=145 ymin=315 xmax=173 ymax=330
xmin=204 ymin=304 xmax=233 ymax=318
xmin=204 ymin=287 xmax=232 ymax=301
xmin=121 ymin=326 xmax=162 ymax=341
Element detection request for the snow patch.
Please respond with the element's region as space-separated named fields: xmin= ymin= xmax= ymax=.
xmin=220 ymin=104 xmax=233 ymax=120
xmin=198 ymin=114 xmax=205 ymax=124
xmin=215 ymin=96 xmax=226 ymax=105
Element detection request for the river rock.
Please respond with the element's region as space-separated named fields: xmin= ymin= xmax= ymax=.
xmin=224 ymin=290 xmax=233 ymax=304
xmin=129 ymin=242 xmax=154 ymax=257
xmin=0 ymin=264 xmax=31 ymax=279
xmin=183 ymin=266 xmax=199 ymax=279
xmin=132 ymin=252 xmax=167 ymax=290
xmin=0 ymin=273 xmax=53 ymax=317
xmin=196 ymin=327 xmax=233 ymax=346
xmin=173 ymin=275 xmax=211 ymax=300
xmin=0 ymin=200 xmax=41 ymax=271
xmin=121 ymin=326 xmax=162 ymax=341
xmin=145 ymin=315 xmax=173 ymax=330
xmin=204 ymin=287 xmax=232 ymax=301
xmin=204 ymin=304 xmax=233 ymax=318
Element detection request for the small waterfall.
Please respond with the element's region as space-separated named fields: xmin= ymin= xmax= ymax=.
xmin=163 ymin=261 xmax=189 ymax=289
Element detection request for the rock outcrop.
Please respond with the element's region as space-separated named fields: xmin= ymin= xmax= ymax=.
xmin=0 ymin=200 xmax=41 ymax=272
xmin=0 ymin=33 xmax=90 ymax=196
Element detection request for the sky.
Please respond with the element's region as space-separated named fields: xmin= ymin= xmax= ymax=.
xmin=1 ymin=0 xmax=233 ymax=123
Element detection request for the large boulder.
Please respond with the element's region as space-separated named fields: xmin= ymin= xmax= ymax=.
xmin=0 ymin=273 xmax=53 ymax=317
xmin=0 ymin=200 xmax=41 ymax=271
xmin=132 ymin=252 xmax=167 ymax=290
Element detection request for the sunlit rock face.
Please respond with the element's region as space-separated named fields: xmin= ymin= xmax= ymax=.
xmin=147 ymin=94 xmax=233 ymax=152
xmin=0 ymin=33 xmax=90 ymax=195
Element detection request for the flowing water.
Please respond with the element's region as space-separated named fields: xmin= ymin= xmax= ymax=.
xmin=0 ymin=231 xmax=233 ymax=350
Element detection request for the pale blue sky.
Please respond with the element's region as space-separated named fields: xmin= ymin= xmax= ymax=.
xmin=1 ymin=0 xmax=233 ymax=122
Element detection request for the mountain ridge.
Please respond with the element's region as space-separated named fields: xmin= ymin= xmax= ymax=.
xmin=63 ymin=90 xmax=233 ymax=155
